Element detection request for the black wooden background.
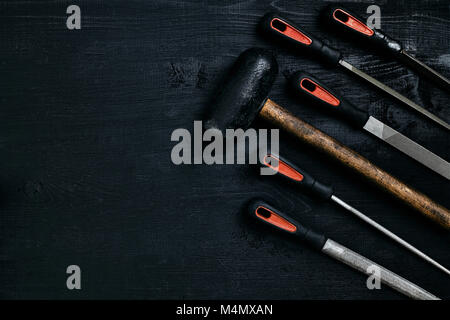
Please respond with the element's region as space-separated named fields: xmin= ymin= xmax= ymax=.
xmin=0 ymin=0 xmax=449 ymax=299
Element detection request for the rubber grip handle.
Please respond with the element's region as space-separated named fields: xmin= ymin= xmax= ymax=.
xmin=259 ymin=12 xmax=342 ymax=67
xmin=321 ymin=5 xmax=402 ymax=56
xmin=290 ymin=71 xmax=370 ymax=128
xmin=262 ymin=153 xmax=333 ymax=200
xmin=248 ymin=199 xmax=327 ymax=250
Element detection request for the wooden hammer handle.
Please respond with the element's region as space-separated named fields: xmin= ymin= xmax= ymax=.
xmin=260 ymin=99 xmax=450 ymax=229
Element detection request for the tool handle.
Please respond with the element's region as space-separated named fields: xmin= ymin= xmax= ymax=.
xmin=248 ymin=199 xmax=327 ymax=250
xmin=259 ymin=12 xmax=342 ymax=67
xmin=321 ymin=5 xmax=402 ymax=56
xmin=262 ymin=153 xmax=333 ymax=200
xmin=260 ymin=99 xmax=450 ymax=229
xmin=290 ymin=71 xmax=369 ymax=128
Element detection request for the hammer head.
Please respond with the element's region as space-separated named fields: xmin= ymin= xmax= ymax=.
xmin=205 ymin=48 xmax=278 ymax=131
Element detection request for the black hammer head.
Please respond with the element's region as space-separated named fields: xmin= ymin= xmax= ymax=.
xmin=205 ymin=48 xmax=278 ymax=132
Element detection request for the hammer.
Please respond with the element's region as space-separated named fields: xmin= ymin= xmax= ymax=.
xmin=206 ymin=48 xmax=450 ymax=229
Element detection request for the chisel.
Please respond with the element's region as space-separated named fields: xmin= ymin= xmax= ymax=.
xmin=262 ymin=153 xmax=450 ymax=276
xmin=289 ymin=71 xmax=450 ymax=180
xmin=248 ymin=199 xmax=440 ymax=300
xmin=259 ymin=12 xmax=450 ymax=130
xmin=321 ymin=5 xmax=450 ymax=93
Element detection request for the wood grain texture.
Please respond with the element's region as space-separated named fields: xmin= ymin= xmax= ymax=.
xmin=261 ymin=98 xmax=450 ymax=228
xmin=0 ymin=0 xmax=449 ymax=299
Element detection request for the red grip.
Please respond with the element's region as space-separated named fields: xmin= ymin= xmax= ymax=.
xmin=255 ymin=206 xmax=297 ymax=233
xmin=263 ymin=154 xmax=304 ymax=181
xmin=300 ymin=78 xmax=340 ymax=106
xmin=270 ymin=18 xmax=312 ymax=45
xmin=332 ymin=9 xmax=374 ymax=36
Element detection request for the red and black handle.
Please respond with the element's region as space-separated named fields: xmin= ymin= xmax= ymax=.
xmin=262 ymin=153 xmax=333 ymax=200
xmin=290 ymin=71 xmax=370 ymax=128
xmin=259 ymin=12 xmax=342 ymax=67
xmin=248 ymin=199 xmax=327 ymax=250
xmin=321 ymin=5 xmax=403 ymax=57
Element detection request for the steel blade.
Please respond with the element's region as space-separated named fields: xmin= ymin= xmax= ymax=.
xmin=330 ymin=195 xmax=450 ymax=276
xmin=363 ymin=116 xmax=450 ymax=179
xmin=321 ymin=239 xmax=440 ymax=300
xmin=399 ymin=50 xmax=450 ymax=93
xmin=339 ymin=59 xmax=450 ymax=130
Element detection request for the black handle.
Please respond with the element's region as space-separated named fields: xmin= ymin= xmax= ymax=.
xmin=290 ymin=71 xmax=370 ymax=128
xmin=259 ymin=12 xmax=342 ymax=67
xmin=262 ymin=153 xmax=333 ymax=200
xmin=321 ymin=5 xmax=402 ymax=57
xmin=248 ymin=199 xmax=327 ymax=250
